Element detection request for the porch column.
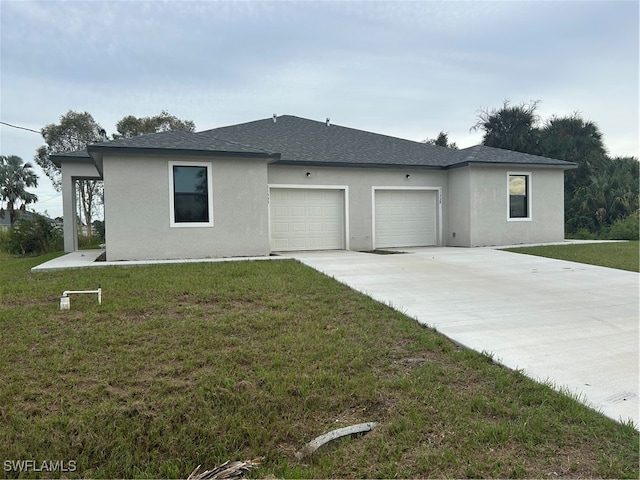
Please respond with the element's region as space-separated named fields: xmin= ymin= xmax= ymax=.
xmin=61 ymin=165 xmax=78 ymax=252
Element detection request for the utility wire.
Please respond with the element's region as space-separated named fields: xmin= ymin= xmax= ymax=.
xmin=0 ymin=121 xmax=40 ymax=134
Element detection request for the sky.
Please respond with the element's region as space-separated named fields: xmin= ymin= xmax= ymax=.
xmin=1 ymin=0 xmax=638 ymax=219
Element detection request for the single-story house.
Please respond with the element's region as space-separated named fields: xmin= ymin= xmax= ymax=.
xmin=51 ymin=115 xmax=577 ymax=261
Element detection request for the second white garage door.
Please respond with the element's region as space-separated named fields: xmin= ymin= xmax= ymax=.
xmin=375 ymin=189 xmax=438 ymax=248
xmin=270 ymin=188 xmax=345 ymax=251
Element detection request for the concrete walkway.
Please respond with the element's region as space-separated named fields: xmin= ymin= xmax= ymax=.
xmin=289 ymin=248 xmax=639 ymax=428
xmin=30 ymin=249 xmax=282 ymax=272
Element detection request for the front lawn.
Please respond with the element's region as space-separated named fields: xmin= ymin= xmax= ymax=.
xmin=0 ymin=255 xmax=638 ymax=478
xmin=505 ymin=241 xmax=639 ymax=272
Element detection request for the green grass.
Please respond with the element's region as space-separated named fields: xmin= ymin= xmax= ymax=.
xmin=0 ymin=254 xmax=638 ymax=478
xmin=505 ymin=241 xmax=639 ymax=272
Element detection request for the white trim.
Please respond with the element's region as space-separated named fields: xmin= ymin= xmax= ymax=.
xmin=267 ymin=184 xmax=349 ymax=250
xmin=507 ymin=172 xmax=532 ymax=222
xmin=168 ymin=161 xmax=214 ymax=228
xmin=371 ymin=186 xmax=442 ymax=248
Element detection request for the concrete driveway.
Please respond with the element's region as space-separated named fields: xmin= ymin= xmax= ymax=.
xmin=289 ymin=247 xmax=639 ymax=428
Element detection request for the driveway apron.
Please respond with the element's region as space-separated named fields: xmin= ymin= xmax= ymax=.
xmin=289 ymin=247 xmax=639 ymax=428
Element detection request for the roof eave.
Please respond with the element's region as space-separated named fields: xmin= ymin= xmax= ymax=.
xmin=86 ymin=145 xmax=279 ymax=160
xmin=49 ymin=153 xmax=90 ymax=168
xmin=272 ymin=159 xmax=445 ymax=169
xmin=446 ymin=160 xmax=578 ymax=170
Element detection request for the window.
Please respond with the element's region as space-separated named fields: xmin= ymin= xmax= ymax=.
xmin=508 ymin=173 xmax=531 ymax=220
xmin=169 ymin=162 xmax=213 ymax=227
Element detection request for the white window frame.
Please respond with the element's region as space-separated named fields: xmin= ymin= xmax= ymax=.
xmin=169 ymin=161 xmax=214 ymax=228
xmin=507 ymin=172 xmax=532 ymax=222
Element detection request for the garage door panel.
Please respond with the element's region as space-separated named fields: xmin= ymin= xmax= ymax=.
xmin=307 ymin=222 xmax=323 ymax=232
xmin=273 ymin=206 xmax=289 ymax=217
xmin=375 ymin=190 xmax=437 ymax=248
xmin=270 ymin=188 xmax=345 ymax=251
xmin=273 ymin=222 xmax=290 ymax=233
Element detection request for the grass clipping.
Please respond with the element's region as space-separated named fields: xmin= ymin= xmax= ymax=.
xmin=187 ymin=458 xmax=262 ymax=480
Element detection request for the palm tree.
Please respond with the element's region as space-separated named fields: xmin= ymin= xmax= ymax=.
xmin=472 ymin=100 xmax=541 ymax=154
xmin=0 ymin=155 xmax=39 ymax=226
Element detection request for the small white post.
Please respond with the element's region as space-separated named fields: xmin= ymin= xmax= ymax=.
xmin=60 ymin=296 xmax=70 ymax=310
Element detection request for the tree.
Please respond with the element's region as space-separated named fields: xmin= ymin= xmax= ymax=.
xmin=423 ymin=131 xmax=458 ymax=149
xmin=538 ymin=114 xmax=608 ymax=193
xmin=35 ymin=111 xmax=106 ymax=238
xmin=113 ymin=110 xmax=196 ymax=139
xmin=0 ymin=155 xmax=39 ymax=226
xmin=472 ymin=100 xmax=540 ymax=153
xmin=572 ymin=156 xmax=639 ymax=232
xmin=35 ymin=111 xmax=107 ymax=189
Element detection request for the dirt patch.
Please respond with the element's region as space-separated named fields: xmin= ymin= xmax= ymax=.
xmin=361 ymin=250 xmax=407 ymax=255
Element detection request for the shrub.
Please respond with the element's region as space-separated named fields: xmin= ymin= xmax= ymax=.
xmin=607 ymin=212 xmax=639 ymax=240
xmin=6 ymin=216 xmax=63 ymax=256
xmin=77 ymin=234 xmax=103 ymax=249
xmin=567 ymin=228 xmax=598 ymax=240
xmin=92 ymin=220 xmax=105 ymax=242
xmin=0 ymin=229 xmax=10 ymax=253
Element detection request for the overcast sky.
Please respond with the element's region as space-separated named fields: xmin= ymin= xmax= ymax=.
xmin=1 ymin=0 xmax=638 ymax=219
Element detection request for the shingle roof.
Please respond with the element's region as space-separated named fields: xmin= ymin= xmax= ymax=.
xmin=88 ymin=129 xmax=276 ymax=157
xmin=198 ymin=115 xmax=455 ymax=168
xmin=452 ymin=145 xmax=575 ymax=168
xmin=200 ymin=115 xmax=575 ymax=169
xmin=50 ymin=115 xmax=576 ymax=170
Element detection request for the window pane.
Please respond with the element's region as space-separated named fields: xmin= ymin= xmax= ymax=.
xmin=173 ymin=166 xmax=207 ymax=194
xmin=175 ymin=193 xmax=209 ymax=222
xmin=509 ymin=195 xmax=527 ymax=218
xmin=509 ymin=175 xmax=528 ymax=218
xmin=173 ymin=166 xmax=209 ymax=223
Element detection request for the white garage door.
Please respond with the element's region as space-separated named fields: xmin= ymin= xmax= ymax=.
xmin=270 ymin=188 xmax=345 ymax=251
xmin=375 ymin=189 xmax=438 ymax=248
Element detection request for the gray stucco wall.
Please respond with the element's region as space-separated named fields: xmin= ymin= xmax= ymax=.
xmin=100 ymin=158 xmax=566 ymax=260
xmin=103 ymin=154 xmax=270 ymax=261
xmin=446 ymin=167 xmax=471 ymax=247
xmin=267 ymin=165 xmax=449 ymax=251
xmin=466 ymin=166 xmax=566 ymax=246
